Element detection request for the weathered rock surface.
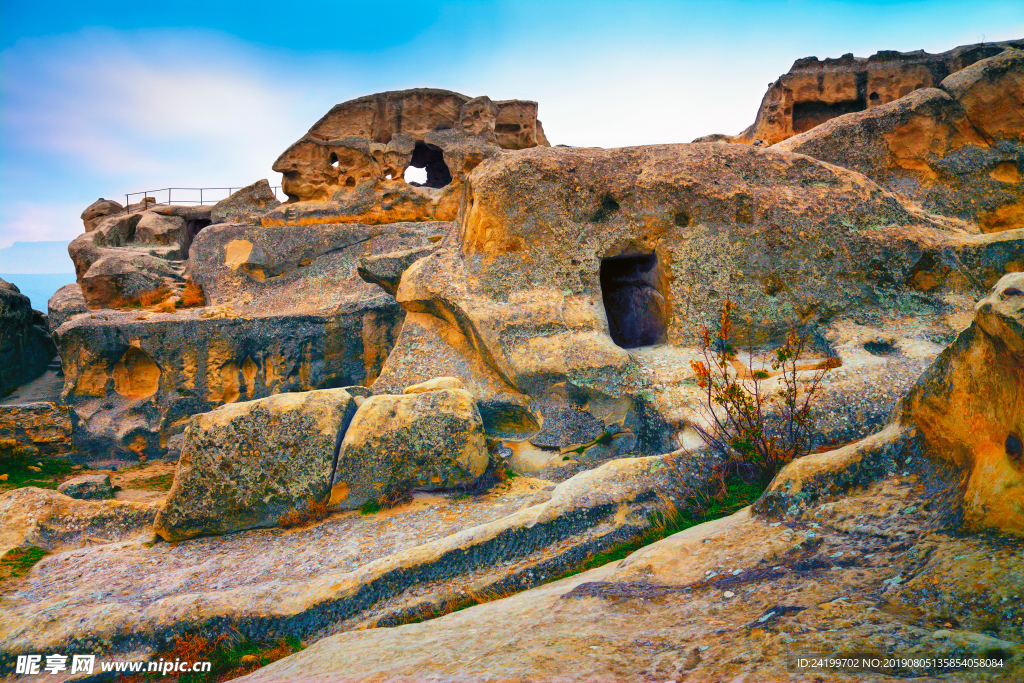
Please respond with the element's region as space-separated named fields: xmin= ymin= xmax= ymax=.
xmin=54 ymin=220 xmax=445 ymax=464
xmin=237 ymin=475 xmax=1024 ymax=683
xmin=0 ymin=450 xmax=716 ymax=664
xmin=47 ymin=283 xmax=89 ymax=331
xmin=209 ymin=179 xmax=281 ymax=225
xmin=730 ymin=39 xmax=1023 ymax=146
xmin=761 ymin=271 xmax=1024 ymax=536
xmin=0 ymin=278 xmax=56 ymax=395
xmin=153 ymin=389 xmax=357 ymax=542
xmin=80 ymin=198 xmax=124 ymax=232
xmin=265 ymin=88 xmax=549 ymax=227
xmin=0 ymin=486 xmax=158 ymax=556
xmin=0 ymin=402 xmax=72 ymax=457
xmin=332 ymin=386 xmax=489 ymax=510
xmin=775 ymin=49 xmax=1024 ymax=231
xmin=57 ymin=473 xmax=114 ymax=500
xmin=373 ymin=142 xmax=1023 ymax=463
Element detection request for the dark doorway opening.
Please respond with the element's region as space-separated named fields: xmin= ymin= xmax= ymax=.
xmin=406 ymin=142 xmax=452 ymax=188
xmin=600 ymin=253 xmax=667 ymax=348
xmin=184 ymin=218 xmax=212 ymax=257
xmin=792 ymin=99 xmax=866 ymax=134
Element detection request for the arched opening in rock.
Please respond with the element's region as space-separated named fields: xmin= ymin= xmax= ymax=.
xmin=405 ymin=142 xmax=451 ymax=188
xmin=600 ymin=253 xmax=667 ymax=348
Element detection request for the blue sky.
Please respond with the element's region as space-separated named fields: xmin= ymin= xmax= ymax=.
xmin=2 ymin=0 xmax=1022 ymax=257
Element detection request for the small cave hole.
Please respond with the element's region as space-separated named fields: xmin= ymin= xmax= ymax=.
xmin=405 ymin=142 xmax=451 ymax=188
xmin=864 ymin=339 xmax=898 ymax=356
xmin=345 ymin=177 xmax=356 ymax=187
xmin=329 ymin=152 xmax=339 ymax=168
xmin=869 ymin=92 xmax=880 ymax=102
xmin=591 ymin=195 xmax=620 ymax=222
xmin=673 ymin=209 xmax=691 ymax=227
xmin=1007 ymin=433 xmax=1023 ymax=467
xmin=600 ymin=253 xmax=667 ymax=349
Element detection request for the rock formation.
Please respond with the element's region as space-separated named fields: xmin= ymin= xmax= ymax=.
xmin=371 ymin=142 xmax=1021 ymax=468
xmin=775 ymin=49 xmax=1024 ymax=231
xmin=154 ymin=389 xmax=357 ymax=542
xmin=0 ymin=278 xmax=56 ymax=395
xmin=4 ymin=38 xmax=1024 ymax=683
xmin=267 ymin=88 xmax=549 ymax=226
xmin=723 ymin=39 xmax=1023 ymax=146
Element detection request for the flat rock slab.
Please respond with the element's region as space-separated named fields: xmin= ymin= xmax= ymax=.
xmin=238 ymin=475 xmax=1024 ymax=683
xmin=0 ymin=452 xmax=713 ymax=663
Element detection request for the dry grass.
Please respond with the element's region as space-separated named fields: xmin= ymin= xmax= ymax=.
xmin=120 ymin=630 xmax=302 ymax=683
xmin=278 ymin=495 xmax=334 ymax=529
xmin=179 ymin=280 xmax=206 ymax=308
xmin=109 ymin=286 xmax=173 ymax=310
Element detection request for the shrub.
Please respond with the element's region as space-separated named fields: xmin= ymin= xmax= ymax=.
xmin=278 ymin=496 xmax=333 ymax=529
xmin=689 ymin=299 xmax=834 ymax=484
xmin=179 ymin=280 xmax=206 ymax=308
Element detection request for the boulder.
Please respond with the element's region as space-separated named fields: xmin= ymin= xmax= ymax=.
xmin=47 ymin=283 xmax=90 ymax=331
xmin=0 ymin=279 xmax=56 ymax=395
xmin=153 ymin=388 xmax=357 ymax=542
xmin=80 ymin=198 xmax=124 ymax=232
xmin=357 ymin=245 xmax=437 ymax=296
xmin=775 ymin=49 xmax=1024 ymax=231
xmin=331 ymin=387 xmax=489 ymax=510
xmin=57 ymin=474 xmax=114 ymax=500
xmin=210 ymin=179 xmax=282 ymax=225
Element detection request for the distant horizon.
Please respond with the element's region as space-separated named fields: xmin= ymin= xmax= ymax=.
xmin=3 ymin=0 xmax=1023 ymax=249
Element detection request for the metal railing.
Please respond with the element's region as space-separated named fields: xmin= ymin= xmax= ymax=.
xmin=124 ymin=186 xmax=286 ymax=213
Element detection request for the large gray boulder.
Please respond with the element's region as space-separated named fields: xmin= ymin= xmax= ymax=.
xmin=153 ymin=388 xmax=358 ymax=542
xmin=332 ymin=381 xmax=490 ymax=511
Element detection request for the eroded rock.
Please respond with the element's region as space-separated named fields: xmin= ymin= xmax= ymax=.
xmin=265 ymin=88 xmax=549 ymax=227
xmin=57 ymin=474 xmax=114 ymax=500
xmin=332 ymin=387 xmax=489 ymax=509
xmin=153 ymin=388 xmax=357 ymax=542
xmin=0 ymin=279 xmax=56 ymax=395
xmin=775 ymin=49 xmax=1024 ymax=231
xmin=729 ymin=39 xmax=1023 ymax=146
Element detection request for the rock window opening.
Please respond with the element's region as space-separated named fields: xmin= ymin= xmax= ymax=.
xmin=405 ymin=142 xmax=452 ymax=188
xmin=600 ymin=253 xmax=668 ymax=348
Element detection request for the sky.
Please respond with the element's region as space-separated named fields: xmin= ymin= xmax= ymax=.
xmin=1 ymin=0 xmax=1023 ymax=261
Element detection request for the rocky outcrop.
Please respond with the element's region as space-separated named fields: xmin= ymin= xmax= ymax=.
xmin=760 ymin=271 xmax=1024 ymax=535
xmin=372 ymin=143 xmax=1023 ymax=463
xmin=730 ymin=39 xmax=1023 ymax=146
xmin=265 ymin=88 xmax=549 ymax=227
xmin=775 ymin=49 xmax=1024 ymax=231
xmin=0 ymin=278 xmax=56 ymax=395
xmin=0 ymin=449 xmax=717 ymax=663
xmin=57 ymin=474 xmax=114 ymax=500
xmin=80 ymin=198 xmax=124 ymax=232
xmin=210 ymin=179 xmax=281 ymax=225
xmin=47 ymin=283 xmax=89 ymax=331
xmin=332 ymin=382 xmax=490 ymax=510
xmin=54 ymin=219 xmax=444 ymax=464
xmin=0 ymin=486 xmax=158 ymax=556
xmin=154 ymin=389 xmax=357 ymax=542
xmin=0 ymin=403 xmax=72 ymax=458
